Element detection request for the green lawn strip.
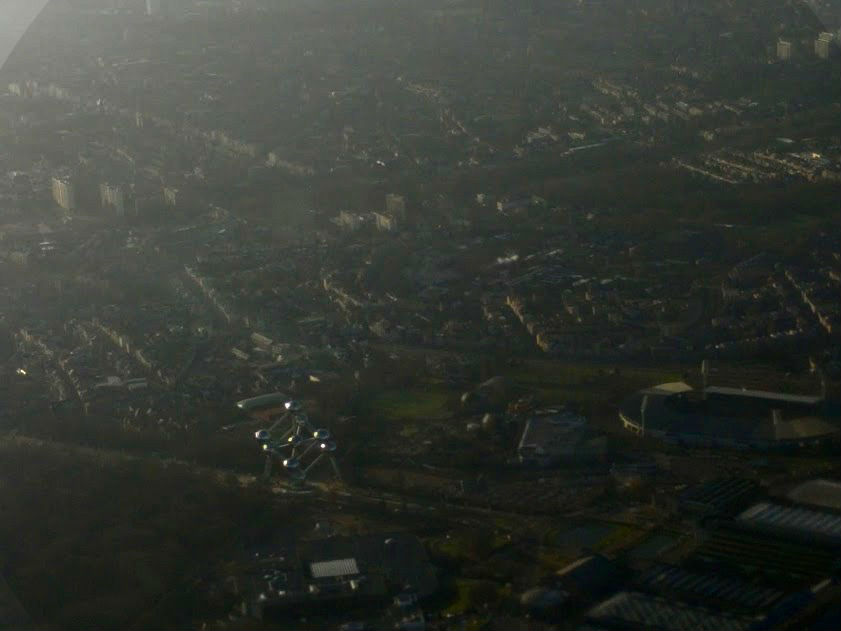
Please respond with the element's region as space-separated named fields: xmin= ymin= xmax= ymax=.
xmin=508 ymin=361 xmax=686 ymax=389
xmin=594 ymin=524 xmax=648 ymax=555
xmin=444 ymin=579 xmax=508 ymax=616
xmin=365 ymin=388 xmax=453 ymax=422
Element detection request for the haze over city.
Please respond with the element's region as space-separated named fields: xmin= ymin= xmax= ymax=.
xmin=0 ymin=1 xmax=840 ymax=630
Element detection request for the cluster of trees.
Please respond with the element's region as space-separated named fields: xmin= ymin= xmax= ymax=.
xmin=0 ymin=439 xmax=295 ymax=629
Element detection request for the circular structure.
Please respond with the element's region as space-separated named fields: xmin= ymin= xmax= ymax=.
xmin=282 ymin=457 xmax=301 ymax=469
xmin=619 ymin=382 xmax=840 ymax=450
xmin=255 ymin=429 xmax=270 ymax=441
xmin=313 ymin=428 xmax=330 ymax=440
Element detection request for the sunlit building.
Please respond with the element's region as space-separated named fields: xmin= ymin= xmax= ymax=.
xmin=777 ymin=39 xmax=792 ymax=61
xmin=385 ymin=193 xmax=406 ymax=218
xmin=373 ymin=212 xmax=397 ymax=232
xmin=99 ymin=182 xmax=125 ymax=216
xmin=163 ymin=186 xmax=179 ymax=208
xmin=51 ymin=176 xmax=75 ymax=212
xmin=335 ymin=211 xmax=363 ymax=231
xmin=815 ymin=32 xmax=834 ymax=59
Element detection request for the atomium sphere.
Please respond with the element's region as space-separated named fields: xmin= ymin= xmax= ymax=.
xmin=255 ymin=429 xmax=270 ymax=441
xmin=313 ymin=429 xmax=330 ymax=440
xmin=283 ymin=457 xmax=301 ymax=469
xmin=287 ymin=434 xmax=303 ymax=445
xmin=284 ymin=400 xmax=301 ymax=411
xmin=320 ymin=440 xmax=337 ymax=452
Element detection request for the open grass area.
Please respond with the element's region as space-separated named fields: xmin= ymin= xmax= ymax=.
xmin=444 ymin=579 xmax=508 ymax=616
xmin=594 ymin=524 xmax=648 ymax=555
xmin=510 ymin=360 xmax=688 ymax=387
xmin=428 ymin=529 xmax=510 ymax=565
xmin=546 ymin=520 xmax=648 ymax=557
xmin=365 ymin=387 xmax=453 ymax=423
xmin=505 ymin=360 xmax=689 ymax=408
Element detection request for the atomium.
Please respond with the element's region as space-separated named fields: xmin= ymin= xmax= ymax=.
xmin=245 ymin=399 xmax=341 ymax=484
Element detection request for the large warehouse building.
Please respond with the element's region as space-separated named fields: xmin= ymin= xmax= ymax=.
xmin=619 ymin=382 xmax=840 ymax=450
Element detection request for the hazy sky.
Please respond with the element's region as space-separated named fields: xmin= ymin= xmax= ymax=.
xmin=0 ymin=0 xmax=51 ymax=69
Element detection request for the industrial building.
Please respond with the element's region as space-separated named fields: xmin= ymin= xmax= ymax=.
xmin=692 ymin=518 xmax=840 ymax=583
xmin=517 ymin=408 xmax=606 ymax=466
xmin=736 ymin=501 xmax=841 ymax=546
xmin=678 ymin=478 xmax=760 ymax=517
xmin=785 ymin=478 xmax=841 ymax=512
xmin=636 ymin=564 xmax=785 ymax=613
xmin=585 ymin=590 xmax=753 ymax=631
xmin=237 ymin=533 xmax=437 ymax=619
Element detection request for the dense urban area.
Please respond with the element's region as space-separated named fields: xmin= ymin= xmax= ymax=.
xmin=0 ymin=0 xmax=840 ymax=630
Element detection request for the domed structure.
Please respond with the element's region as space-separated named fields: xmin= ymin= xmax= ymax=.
xmin=619 ymin=381 xmax=839 ymax=450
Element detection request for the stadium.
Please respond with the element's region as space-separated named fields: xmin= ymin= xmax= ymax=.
xmin=619 ymin=382 xmax=840 ymax=450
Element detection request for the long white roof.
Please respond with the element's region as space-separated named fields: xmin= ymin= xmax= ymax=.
xmin=309 ymin=558 xmax=360 ymax=579
xmin=738 ymin=502 xmax=841 ymax=540
xmin=705 ymin=386 xmax=822 ymax=405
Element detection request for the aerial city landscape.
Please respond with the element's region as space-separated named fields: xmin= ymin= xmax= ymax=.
xmin=0 ymin=0 xmax=839 ymax=629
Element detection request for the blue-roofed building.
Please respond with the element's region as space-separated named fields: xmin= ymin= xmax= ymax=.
xmin=736 ymin=502 xmax=841 ymax=545
xmin=679 ymin=478 xmax=760 ymax=517
xmin=637 ymin=564 xmax=784 ymax=613
xmin=586 ymin=591 xmax=755 ymax=631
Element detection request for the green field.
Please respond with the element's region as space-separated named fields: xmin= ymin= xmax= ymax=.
xmin=505 ymin=360 xmax=688 ymax=408
xmin=365 ymin=387 xmax=453 ymax=423
xmin=444 ymin=578 xmax=508 ymax=617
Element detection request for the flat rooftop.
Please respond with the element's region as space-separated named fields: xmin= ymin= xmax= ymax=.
xmin=309 ymin=558 xmax=359 ymax=579
xmin=786 ymin=479 xmax=841 ymax=512
xmin=704 ymin=386 xmax=823 ymax=406
xmin=738 ymin=502 xmax=841 ymax=542
xmin=587 ymin=591 xmax=751 ymax=631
